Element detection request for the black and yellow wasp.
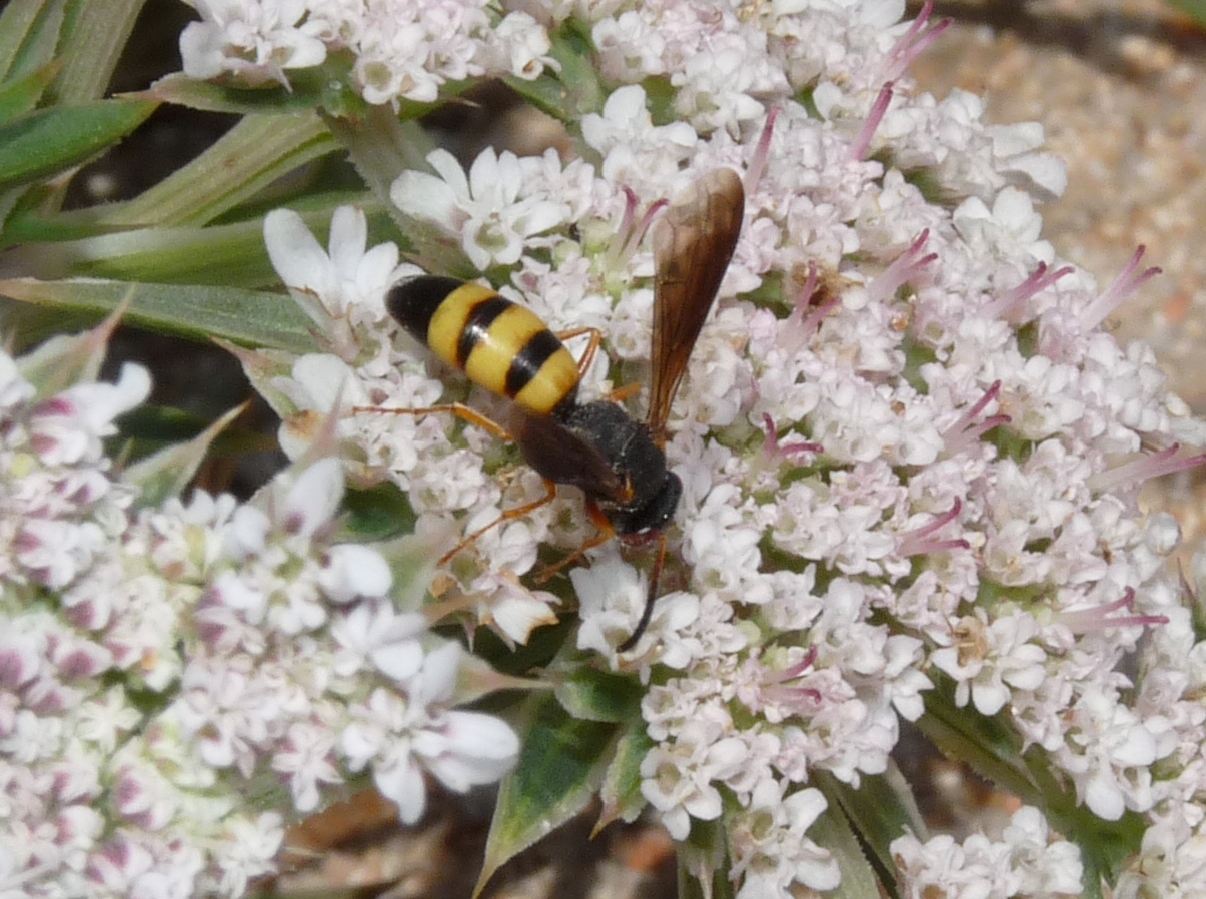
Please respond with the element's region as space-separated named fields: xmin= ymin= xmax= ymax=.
xmin=373 ymin=168 xmax=744 ymax=650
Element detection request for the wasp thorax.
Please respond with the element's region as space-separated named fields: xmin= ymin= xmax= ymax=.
xmin=562 ymin=401 xmax=677 ymax=531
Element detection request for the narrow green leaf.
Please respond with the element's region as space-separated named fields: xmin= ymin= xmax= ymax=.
xmin=553 ymin=666 xmax=642 ymax=724
xmin=0 ymin=276 xmax=315 ymax=352
xmin=1022 ymin=748 xmax=1144 ymax=897
xmin=116 ymin=403 xmax=273 ymax=458
xmin=15 ymin=296 xmax=122 ymax=392
xmin=135 ymin=63 xmax=369 ymax=118
xmin=4 ymin=200 xmax=382 ymax=286
xmin=809 ymin=796 xmax=884 ymax=899
xmin=0 ymin=0 xmax=66 ymax=83
xmin=816 ymin=770 xmax=914 ymax=898
xmin=475 ymin=693 xmax=616 ymax=896
xmin=0 ymin=99 xmax=157 ymax=190
xmin=596 ymin=721 xmax=652 ymax=829
xmin=0 ymin=58 xmax=58 ymax=122
xmin=917 ymin=679 xmax=1039 ymax=804
xmin=123 ymin=402 xmax=246 ymax=505
xmin=53 ymin=0 xmax=144 ymax=105
xmin=91 ymin=112 xmax=335 ymax=227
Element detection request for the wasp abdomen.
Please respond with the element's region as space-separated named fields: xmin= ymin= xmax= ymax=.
xmin=387 ymin=275 xmax=579 ymax=415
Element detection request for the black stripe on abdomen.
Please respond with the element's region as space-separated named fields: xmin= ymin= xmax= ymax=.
xmin=505 ymin=329 xmax=562 ymax=398
xmin=387 ymin=275 xmax=464 ymax=341
xmin=455 ymin=296 xmax=512 ymax=367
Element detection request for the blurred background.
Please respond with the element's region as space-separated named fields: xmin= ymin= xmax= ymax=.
xmin=74 ymin=0 xmax=1206 ymax=895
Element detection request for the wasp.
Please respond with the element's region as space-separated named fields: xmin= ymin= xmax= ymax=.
xmin=372 ymin=168 xmax=745 ymax=650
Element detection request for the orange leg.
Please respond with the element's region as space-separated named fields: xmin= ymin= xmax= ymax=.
xmin=607 ymin=382 xmax=642 ymax=403
xmin=531 ymin=502 xmax=617 ymax=584
xmin=554 ymin=326 xmax=602 ymax=380
xmin=351 ymin=401 xmax=512 ymax=441
xmin=439 ymin=479 xmax=558 ymax=565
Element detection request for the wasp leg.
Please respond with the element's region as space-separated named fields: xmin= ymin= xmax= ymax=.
xmin=351 ymin=402 xmax=512 ymax=441
xmin=554 ymin=326 xmax=602 ymax=380
xmin=617 ymin=533 xmax=668 ymax=652
xmin=438 ymin=479 xmax=558 ymax=566
xmin=531 ymin=502 xmax=616 ymax=584
xmin=607 ymin=382 xmax=642 ymax=403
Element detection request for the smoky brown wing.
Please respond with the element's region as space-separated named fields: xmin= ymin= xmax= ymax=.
xmin=511 ymin=408 xmax=628 ymax=503
xmin=648 ymin=167 xmax=745 ymax=443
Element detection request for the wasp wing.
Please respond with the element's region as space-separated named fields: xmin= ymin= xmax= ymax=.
xmin=511 ymin=407 xmax=629 ymax=504
xmin=647 ymin=167 xmax=745 ymax=444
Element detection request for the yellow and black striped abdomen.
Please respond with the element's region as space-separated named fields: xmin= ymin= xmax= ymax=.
xmin=386 ymin=275 xmax=579 ymax=416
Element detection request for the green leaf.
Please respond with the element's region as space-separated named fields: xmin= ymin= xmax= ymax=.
xmin=475 ymin=693 xmax=616 ymax=896
xmin=504 ymin=23 xmax=604 ymax=125
xmin=53 ymin=0 xmax=144 ymax=105
xmin=596 ymin=721 xmax=652 ymax=829
xmin=322 ymin=104 xmax=435 ymax=222
xmin=809 ymin=794 xmax=884 ymax=899
xmin=0 ymin=58 xmax=58 ymax=122
xmin=816 ymin=766 xmax=923 ymax=896
xmin=14 ymin=297 xmax=121 ymax=392
xmin=0 ymin=99 xmax=157 ymax=191
xmin=1167 ymin=0 xmax=1206 ymax=27
xmin=678 ymin=819 xmax=731 ymax=899
xmin=553 ymin=665 xmax=643 ymax=724
xmin=916 ymin=678 xmax=1039 ymax=805
xmin=0 ymin=276 xmax=316 ymax=352
xmin=136 ymin=62 xmax=369 ymax=118
xmin=339 ymin=482 xmax=416 ymax=542
xmin=1021 ymin=748 xmax=1145 ymax=896
xmin=123 ymin=402 xmax=246 ymax=505
xmin=115 ymin=402 xmax=273 ymax=459
xmin=0 ymin=0 xmax=66 ymax=84
xmin=88 ymin=112 xmax=336 ymax=228
xmin=5 ymin=200 xmax=381 ymax=286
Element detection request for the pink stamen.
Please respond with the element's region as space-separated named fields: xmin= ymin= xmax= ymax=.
xmin=943 ymin=381 xmax=1012 ymax=455
xmin=745 ymin=106 xmax=780 ymax=195
xmin=763 ymin=647 xmax=823 ymax=708
xmin=607 ymin=187 xmax=669 ymax=270
xmin=881 ymin=1 xmax=953 ymax=81
xmin=1059 ymin=588 xmax=1168 ymax=633
xmin=867 ymin=229 xmax=937 ymax=304
xmin=762 ymin=413 xmax=823 ymax=462
xmin=849 ymin=82 xmax=894 ymax=162
xmin=33 ymin=397 xmax=73 ymax=417
xmin=771 ymin=646 xmax=818 ymax=683
xmin=789 ymin=262 xmax=821 ymax=324
xmin=1089 ymin=444 xmax=1206 ymax=493
xmin=1079 ymin=245 xmax=1162 ymax=332
xmin=897 ymin=499 xmax=970 ymax=557
xmin=634 ymin=198 xmax=668 ymax=249
xmin=605 ymin=187 xmax=641 ymax=267
xmin=985 ymin=262 xmax=1075 ymax=322
xmin=779 ymin=262 xmax=838 ymax=356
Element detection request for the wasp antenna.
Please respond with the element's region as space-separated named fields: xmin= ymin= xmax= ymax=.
xmin=618 ymin=534 xmax=669 ymax=652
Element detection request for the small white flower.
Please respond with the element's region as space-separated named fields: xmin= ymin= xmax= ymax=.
xmin=391 ymin=148 xmax=568 ymax=271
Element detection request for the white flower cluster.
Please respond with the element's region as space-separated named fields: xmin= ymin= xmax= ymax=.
xmin=243 ymin=1 xmax=1206 ymax=896
xmin=179 ymin=0 xmax=553 ymax=105
xmin=0 ymin=332 xmax=518 ymax=897
xmin=890 ymin=805 xmax=1083 ymax=898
